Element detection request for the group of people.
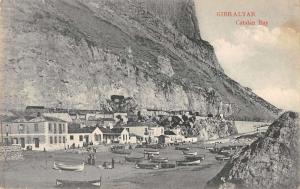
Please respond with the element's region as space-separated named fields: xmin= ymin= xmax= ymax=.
xmin=87 ymin=153 xmax=96 ymax=165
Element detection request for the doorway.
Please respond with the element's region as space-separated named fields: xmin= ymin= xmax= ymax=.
xmin=33 ymin=138 xmax=39 ymax=148
xmin=20 ymin=138 xmax=25 ymax=148
xmin=84 ymin=135 xmax=89 ymax=144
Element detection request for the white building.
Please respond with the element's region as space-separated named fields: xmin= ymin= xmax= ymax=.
xmin=1 ymin=115 xmax=68 ymax=151
xmin=100 ymin=127 xmax=130 ymax=144
xmin=67 ymin=126 xmax=103 ymax=148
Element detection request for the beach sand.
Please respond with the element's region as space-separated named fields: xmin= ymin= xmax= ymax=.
xmin=0 ymin=144 xmax=228 ymax=189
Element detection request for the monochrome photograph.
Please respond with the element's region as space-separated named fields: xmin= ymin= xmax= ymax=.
xmin=0 ymin=0 xmax=299 ymax=188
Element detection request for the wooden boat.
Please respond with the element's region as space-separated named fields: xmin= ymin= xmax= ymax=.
xmin=218 ymin=150 xmax=233 ymax=157
xmin=184 ymin=155 xmax=205 ymax=161
xmin=182 ymin=151 xmax=197 ymax=156
xmin=176 ymin=159 xmax=201 ymax=166
xmin=144 ymin=149 xmax=159 ymax=155
xmin=136 ymin=163 xmax=159 ymax=169
xmin=175 ymin=146 xmax=190 ymax=151
xmin=146 ymin=144 xmax=164 ymax=149
xmin=56 ymin=177 xmax=101 ymax=188
xmin=111 ymin=149 xmax=132 ymax=154
xmin=53 ymin=162 xmax=84 ymax=171
xmin=125 ymin=156 xmax=144 ymax=163
xmin=160 ymin=163 xmax=176 ymax=169
xmin=215 ymin=155 xmax=230 ymax=161
xmin=150 ymin=157 xmax=168 ymax=163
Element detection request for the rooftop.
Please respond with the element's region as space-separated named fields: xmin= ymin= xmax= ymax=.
xmin=2 ymin=115 xmax=66 ymax=123
xmin=68 ymin=126 xmax=98 ymax=134
xmin=164 ymin=130 xmax=176 ymax=135
xmin=124 ymin=122 xmax=158 ymax=127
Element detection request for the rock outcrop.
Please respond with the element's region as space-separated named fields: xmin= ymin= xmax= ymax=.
xmin=208 ymin=111 xmax=300 ymax=189
xmin=1 ymin=0 xmax=279 ymax=120
xmin=193 ymin=118 xmax=238 ymax=140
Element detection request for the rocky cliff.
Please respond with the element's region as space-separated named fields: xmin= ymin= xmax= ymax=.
xmin=1 ymin=0 xmax=279 ymax=120
xmin=208 ymin=111 xmax=300 ymax=189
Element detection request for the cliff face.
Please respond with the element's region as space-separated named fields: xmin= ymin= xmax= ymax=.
xmin=1 ymin=0 xmax=279 ymax=120
xmin=208 ymin=112 xmax=300 ymax=189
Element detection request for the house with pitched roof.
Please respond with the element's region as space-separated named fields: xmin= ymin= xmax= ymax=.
xmin=1 ymin=115 xmax=68 ymax=151
xmin=99 ymin=127 xmax=130 ymax=144
xmin=123 ymin=122 xmax=163 ymax=143
xmin=67 ymin=126 xmax=103 ymax=148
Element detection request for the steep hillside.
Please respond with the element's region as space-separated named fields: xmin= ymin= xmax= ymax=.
xmin=208 ymin=112 xmax=300 ymax=189
xmin=1 ymin=0 xmax=279 ymax=120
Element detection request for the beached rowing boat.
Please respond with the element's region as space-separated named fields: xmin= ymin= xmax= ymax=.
xmin=150 ymin=157 xmax=168 ymax=163
xmin=182 ymin=151 xmax=197 ymax=156
xmin=53 ymin=162 xmax=84 ymax=171
xmin=215 ymin=155 xmax=230 ymax=161
xmin=136 ymin=163 xmax=159 ymax=169
xmin=125 ymin=156 xmax=144 ymax=163
xmin=218 ymin=150 xmax=233 ymax=157
xmin=176 ymin=159 xmax=201 ymax=166
xmin=144 ymin=149 xmax=159 ymax=155
xmin=160 ymin=163 xmax=176 ymax=169
xmin=175 ymin=146 xmax=190 ymax=151
xmin=184 ymin=155 xmax=205 ymax=161
xmin=111 ymin=149 xmax=132 ymax=154
xmin=146 ymin=144 xmax=165 ymax=149
xmin=56 ymin=177 xmax=101 ymax=188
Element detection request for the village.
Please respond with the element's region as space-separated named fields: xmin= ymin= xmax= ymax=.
xmin=0 ymin=95 xmax=270 ymax=189
xmin=0 ymin=95 xmax=206 ymax=151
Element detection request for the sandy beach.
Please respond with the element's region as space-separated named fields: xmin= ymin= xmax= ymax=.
xmin=0 ymin=143 xmax=228 ymax=189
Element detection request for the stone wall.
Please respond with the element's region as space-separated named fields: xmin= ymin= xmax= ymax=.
xmin=0 ymin=145 xmax=24 ymax=161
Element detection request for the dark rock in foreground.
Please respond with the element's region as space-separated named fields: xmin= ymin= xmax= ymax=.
xmin=207 ymin=111 xmax=300 ymax=189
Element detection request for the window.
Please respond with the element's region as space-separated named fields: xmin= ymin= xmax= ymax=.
xmin=4 ymin=138 xmax=9 ymax=145
xmin=26 ymin=125 xmax=29 ymax=134
xmin=59 ymin=136 xmax=61 ymax=143
xmin=59 ymin=124 xmax=62 ymax=134
xmin=54 ymin=136 xmax=57 ymax=143
xmin=27 ymin=137 xmax=31 ymax=144
xmin=48 ymin=123 xmax=52 ymax=132
xmin=123 ymin=135 xmax=125 ymax=141
xmin=19 ymin=124 xmax=25 ymax=133
xmin=62 ymin=124 xmax=65 ymax=133
xmin=34 ymin=124 xmax=39 ymax=132
xmin=5 ymin=124 xmax=9 ymax=133
xmin=54 ymin=124 xmax=57 ymax=133
xmin=70 ymin=135 xmax=74 ymax=140
xmin=49 ymin=136 xmax=53 ymax=144
xmin=79 ymin=135 xmax=83 ymax=141
xmin=63 ymin=136 xmax=66 ymax=143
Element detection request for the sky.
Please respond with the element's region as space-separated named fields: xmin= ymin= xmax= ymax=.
xmin=194 ymin=0 xmax=300 ymax=112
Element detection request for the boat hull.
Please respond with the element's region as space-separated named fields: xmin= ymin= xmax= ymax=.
xmin=176 ymin=160 xmax=201 ymax=166
xmin=160 ymin=163 xmax=176 ymax=169
xmin=54 ymin=162 xmax=84 ymax=171
xmin=111 ymin=149 xmax=132 ymax=154
xmin=144 ymin=150 xmax=159 ymax=155
xmin=184 ymin=155 xmax=205 ymax=161
xmin=136 ymin=163 xmax=159 ymax=169
xmin=125 ymin=156 xmax=144 ymax=163
xmin=150 ymin=158 xmax=168 ymax=163
xmin=182 ymin=151 xmax=197 ymax=156
xmin=56 ymin=178 xmax=101 ymax=188
xmin=215 ymin=155 xmax=230 ymax=161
